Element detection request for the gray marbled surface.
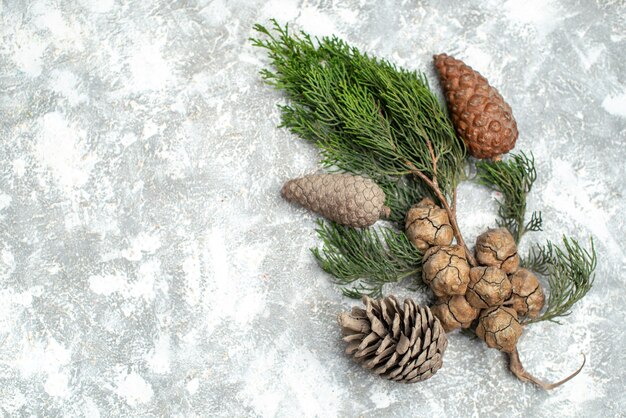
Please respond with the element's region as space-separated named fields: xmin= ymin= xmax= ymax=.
xmin=1 ymin=0 xmax=625 ymax=417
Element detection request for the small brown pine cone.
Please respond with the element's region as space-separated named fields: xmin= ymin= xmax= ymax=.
xmin=475 ymin=228 xmax=520 ymax=274
xmin=433 ymin=53 xmax=518 ymax=160
xmin=405 ymin=198 xmax=454 ymax=251
xmin=475 ymin=307 xmax=522 ymax=353
xmin=422 ymin=245 xmax=470 ymax=297
xmin=508 ymin=269 xmax=545 ymax=319
xmin=338 ymin=296 xmax=447 ymax=383
xmin=466 ymin=266 xmax=512 ymax=309
xmin=431 ymin=296 xmax=480 ymax=333
xmin=281 ymin=173 xmax=390 ymax=228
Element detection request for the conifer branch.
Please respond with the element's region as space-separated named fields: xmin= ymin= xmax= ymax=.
xmin=522 ymin=237 xmax=596 ymax=324
xmin=312 ymin=220 xmax=423 ymax=298
xmin=377 ymin=176 xmax=433 ymax=225
xmin=251 ymin=21 xmax=471 ymax=249
xmin=476 ymin=152 xmax=541 ymax=244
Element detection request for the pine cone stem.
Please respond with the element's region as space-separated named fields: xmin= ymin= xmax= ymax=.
xmin=508 ymin=348 xmax=586 ymax=390
xmin=404 ymin=160 xmax=477 ymax=267
xmin=439 ymin=194 xmax=477 ymax=267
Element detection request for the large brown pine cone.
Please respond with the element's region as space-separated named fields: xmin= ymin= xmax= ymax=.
xmin=434 ymin=53 xmax=518 ymax=160
xmin=338 ymin=295 xmax=447 ymax=383
xmin=281 ymin=173 xmax=390 ymax=228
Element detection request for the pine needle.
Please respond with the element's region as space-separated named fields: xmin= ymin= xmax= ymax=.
xmin=522 ymin=237 xmax=596 ymax=324
xmin=476 ymin=152 xmax=541 ymax=244
xmin=312 ymin=220 xmax=423 ymax=298
xmin=377 ymin=176 xmax=434 ymax=225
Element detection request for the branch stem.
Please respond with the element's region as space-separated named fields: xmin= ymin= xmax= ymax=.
xmin=404 ymin=160 xmax=477 ymax=267
xmin=438 ymin=188 xmax=477 ymax=267
xmin=508 ymin=348 xmax=586 ymax=390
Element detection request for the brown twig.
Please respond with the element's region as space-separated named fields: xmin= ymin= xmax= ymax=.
xmin=424 ymin=136 xmax=438 ymax=176
xmin=508 ymin=348 xmax=586 ymax=390
xmin=437 ymin=187 xmax=477 ymax=267
xmin=404 ymin=159 xmax=477 ymax=267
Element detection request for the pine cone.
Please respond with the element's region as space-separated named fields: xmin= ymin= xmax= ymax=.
xmin=422 ymin=245 xmax=470 ymax=297
xmin=466 ymin=266 xmax=512 ymax=309
xmin=281 ymin=173 xmax=390 ymax=228
xmin=475 ymin=228 xmax=520 ymax=274
xmin=405 ymin=198 xmax=454 ymax=251
xmin=508 ymin=269 xmax=545 ymax=319
xmin=434 ymin=53 xmax=518 ymax=160
xmin=475 ymin=306 xmax=522 ymax=353
xmin=431 ymin=295 xmax=480 ymax=333
xmin=338 ymin=295 xmax=447 ymax=383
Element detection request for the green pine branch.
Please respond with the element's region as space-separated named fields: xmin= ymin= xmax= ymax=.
xmin=522 ymin=237 xmax=596 ymax=324
xmin=476 ymin=152 xmax=541 ymax=244
xmin=251 ymin=20 xmax=465 ymax=216
xmin=378 ymin=175 xmax=434 ymax=225
xmin=251 ymin=19 xmax=475 ymax=296
xmin=312 ymin=220 xmax=423 ymax=298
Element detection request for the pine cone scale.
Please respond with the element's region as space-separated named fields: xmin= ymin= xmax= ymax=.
xmin=397 ymin=350 xmax=412 ymax=368
xmin=356 ymin=341 xmax=380 ymax=359
xmin=337 ymin=313 xmax=370 ymax=334
xmin=359 ymin=332 xmax=379 ymax=351
xmin=342 ymin=333 xmax=363 ymax=343
xmin=391 ymin=314 xmax=402 ymax=339
xmin=367 ymin=309 xmax=387 ymax=337
xmin=377 ymin=334 xmax=393 ymax=353
xmin=396 ymin=334 xmax=411 ymax=354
